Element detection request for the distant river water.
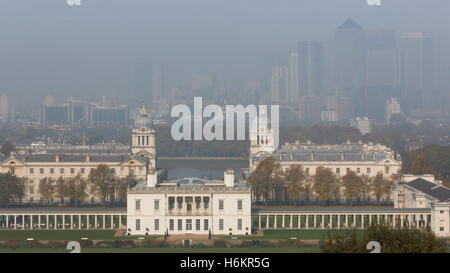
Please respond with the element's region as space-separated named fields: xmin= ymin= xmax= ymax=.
xmin=157 ymin=158 xmax=249 ymax=179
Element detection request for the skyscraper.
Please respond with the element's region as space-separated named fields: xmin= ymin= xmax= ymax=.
xmin=271 ymin=66 xmax=289 ymax=104
xmin=366 ymin=29 xmax=397 ymax=87
xmin=334 ymin=18 xmax=366 ymax=94
xmin=400 ymin=32 xmax=434 ymax=105
xmin=297 ymin=41 xmax=323 ymax=97
xmin=289 ymin=51 xmax=299 ymax=103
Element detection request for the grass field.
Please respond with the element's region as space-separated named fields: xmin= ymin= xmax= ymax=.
xmin=0 ymin=247 xmax=320 ymax=253
xmin=0 ymin=230 xmax=124 ymax=241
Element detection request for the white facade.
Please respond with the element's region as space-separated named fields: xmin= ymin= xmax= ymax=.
xmin=127 ymin=170 xmax=252 ymax=236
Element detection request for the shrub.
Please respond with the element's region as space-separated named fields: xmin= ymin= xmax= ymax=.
xmin=47 ymin=241 xmax=67 ymax=249
xmin=79 ymin=240 xmax=93 ymax=248
xmin=140 ymin=239 xmax=166 ymax=248
xmin=191 ymin=243 xmax=206 ymax=248
xmin=213 ymin=239 xmax=227 ymax=248
xmin=240 ymin=240 xmax=253 ymax=248
xmin=95 ymin=241 xmax=115 ymax=248
xmin=117 ymin=240 xmax=135 ymax=248
xmin=259 ymin=240 xmax=275 ymax=248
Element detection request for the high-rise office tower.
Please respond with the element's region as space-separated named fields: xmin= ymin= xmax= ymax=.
xmin=297 ymin=41 xmax=323 ymax=97
xmin=289 ymin=51 xmax=299 ymax=103
xmin=400 ymin=32 xmax=434 ymax=104
xmin=366 ymin=29 xmax=397 ymax=87
xmin=334 ymin=18 xmax=367 ymax=94
xmin=271 ymin=66 xmax=289 ymax=104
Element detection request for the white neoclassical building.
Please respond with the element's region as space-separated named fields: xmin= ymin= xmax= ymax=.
xmin=249 ymin=139 xmax=402 ymax=179
xmin=393 ymin=174 xmax=450 ymax=237
xmin=127 ymin=169 xmax=252 ymax=236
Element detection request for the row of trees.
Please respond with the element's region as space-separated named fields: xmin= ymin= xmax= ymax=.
xmin=0 ymin=165 xmax=137 ymax=206
xmin=38 ymin=165 xmax=137 ymax=205
xmin=247 ymin=157 xmax=397 ymax=205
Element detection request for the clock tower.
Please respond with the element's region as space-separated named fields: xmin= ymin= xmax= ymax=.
xmin=131 ymin=102 xmax=156 ymax=169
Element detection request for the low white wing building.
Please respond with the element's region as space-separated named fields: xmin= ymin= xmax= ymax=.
xmin=393 ymin=174 xmax=450 ymax=237
xmin=127 ymin=169 xmax=252 ymax=236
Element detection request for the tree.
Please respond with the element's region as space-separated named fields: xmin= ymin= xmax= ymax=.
xmin=342 ymin=171 xmax=362 ymax=206
xmin=88 ymin=164 xmax=115 ymax=203
xmin=313 ymin=167 xmax=340 ymax=205
xmin=0 ymin=173 xmax=17 ymax=203
xmin=285 ymin=165 xmax=306 ymax=203
xmin=39 ymin=177 xmax=55 ymax=204
xmin=67 ymin=174 xmax=88 ymax=206
xmin=410 ymin=153 xmax=436 ymax=175
xmin=12 ymin=178 xmax=26 ymax=204
xmin=116 ymin=173 xmax=136 ymax=202
xmin=247 ymin=157 xmax=284 ymax=203
xmin=321 ymin=224 xmax=446 ymax=253
xmin=371 ymin=172 xmax=386 ymax=205
xmin=359 ymin=174 xmax=371 ymax=203
xmin=1 ymin=140 xmax=15 ymax=156
xmin=55 ymin=177 xmax=68 ymax=204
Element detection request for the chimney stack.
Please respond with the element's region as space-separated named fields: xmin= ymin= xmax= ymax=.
xmin=224 ymin=169 xmax=235 ymax=188
xmin=147 ymin=168 xmax=158 ymax=187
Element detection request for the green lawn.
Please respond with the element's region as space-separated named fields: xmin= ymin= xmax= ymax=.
xmin=0 ymin=230 xmax=117 ymax=241
xmin=0 ymin=247 xmax=320 ymax=253
xmin=221 ymin=229 xmax=366 ymax=240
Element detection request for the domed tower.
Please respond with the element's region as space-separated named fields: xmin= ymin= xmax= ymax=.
xmin=131 ymin=101 xmax=156 ymax=169
xmin=249 ymin=104 xmax=276 ymax=157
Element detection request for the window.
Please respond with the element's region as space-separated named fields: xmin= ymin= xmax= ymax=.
xmin=169 ymin=219 xmax=174 ymax=231
xmin=70 ymin=168 xmax=75 ymax=174
xmin=177 ymin=197 xmax=183 ymax=209
xmin=204 ymin=219 xmax=209 ymax=231
xmin=60 ymin=168 xmax=64 ymax=174
xmin=154 ymin=200 xmax=159 ymax=210
xmin=440 ymin=210 xmax=444 ymax=214
xmin=40 ymin=168 xmax=44 ymax=174
xmin=356 ymin=168 xmax=360 ymax=174
xmin=305 ymin=168 xmax=309 ymax=174
xmin=168 ymin=197 xmax=175 ymax=210
xmin=187 ymin=203 xmax=192 ymax=211
xmin=440 ymin=227 xmax=444 ymax=231
xmin=238 ymin=219 xmax=243 ymax=230
xmin=367 ymin=168 xmax=371 ymax=173
xmin=135 ymin=200 xmax=141 ymax=211
xmin=136 ymin=219 xmax=141 ymax=231
xmin=90 ymin=197 xmax=94 ymax=204
xmin=186 ymin=219 xmax=192 ymax=231
xmin=237 ymin=200 xmax=243 ymax=210
xmin=385 ymin=166 xmax=390 ymax=174
xmin=81 ymin=168 xmax=85 ymax=174
xmin=219 ymin=219 xmax=224 ymax=230
xmin=178 ymin=219 xmax=182 ymax=231
xmin=346 ymin=168 xmax=350 ymax=174
xmin=154 ymin=219 xmax=159 ymax=231
xmin=50 ymin=168 xmax=54 ymax=174
xmin=196 ymin=219 xmax=200 ymax=230
xmin=10 ymin=167 xmax=14 ymax=175
xmin=29 ymin=186 xmax=34 ymax=194
xmin=219 ymin=200 xmax=224 ymax=210
xmin=30 ymin=168 xmax=34 ymax=174
xmin=336 ymin=168 xmax=340 ymax=174
xmin=195 ymin=197 xmax=201 ymax=209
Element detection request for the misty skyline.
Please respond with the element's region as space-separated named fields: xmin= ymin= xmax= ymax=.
xmin=0 ymin=0 xmax=449 ymax=107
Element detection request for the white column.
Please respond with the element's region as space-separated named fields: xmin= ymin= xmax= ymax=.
xmin=103 ymin=215 xmax=106 ymax=229
xmin=63 ymin=215 xmax=66 ymax=230
xmin=95 ymin=215 xmax=98 ymax=229
xmin=6 ymin=215 xmax=9 ymax=229
xmin=305 ymin=215 xmax=309 ymax=229
xmin=338 ymin=215 xmax=341 ymax=229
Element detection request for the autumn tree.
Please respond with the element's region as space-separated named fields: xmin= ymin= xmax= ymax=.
xmin=247 ymin=157 xmax=284 ymax=203
xmin=67 ymin=174 xmax=88 ymax=206
xmin=116 ymin=173 xmax=136 ymax=202
xmin=39 ymin=177 xmax=55 ymax=204
xmin=313 ymin=167 xmax=340 ymax=205
xmin=322 ymin=224 xmax=446 ymax=253
xmin=359 ymin=174 xmax=371 ymax=203
xmin=0 ymin=173 xmax=18 ymax=203
xmin=1 ymin=140 xmax=15 ymax=156
xmin=285 ymin=165 xmax=306 ymax=203
xmin=410 ymin=153 xmax=436 ymax=175
xmin=88 ymin=164 xmax=115 ymax=203
xmin=55 ymin=177 xmax=68 ymax=204
xmin=371 ymin=172 xmax=386 ymax=205
xmin=342 ymin=171 xmax=362 ymax=206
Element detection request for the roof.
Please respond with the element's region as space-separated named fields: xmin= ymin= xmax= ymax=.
xmin=406 ymin=178 xmax=450 ymax=202
xmin=252 ymin=207 xmax=431 ymax=213
xmin=338 ymin=18 xmax=362 ymax=30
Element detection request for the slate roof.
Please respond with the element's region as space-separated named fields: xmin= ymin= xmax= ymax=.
xmin=406 ymin=178 xmax=450 ymax=202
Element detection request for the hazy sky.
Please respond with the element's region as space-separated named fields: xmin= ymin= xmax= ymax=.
xmin=0 ymin=0 xmax=449 ymax=106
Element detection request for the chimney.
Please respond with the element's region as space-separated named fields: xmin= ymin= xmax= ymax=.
xmin=310 ymin=151 xmax=314 ymax=161
xmin=86 ymin=155 xmax=90 ymax=162
xmin=55 ymin=155 xmax=59 ymax=162
xmin=147 ymin=168 xmax=158 ymax=187
xmin=224 ymin=169 xmax=234 ymax=188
